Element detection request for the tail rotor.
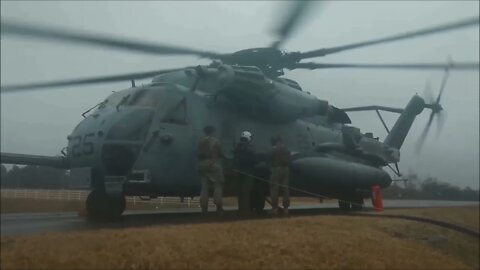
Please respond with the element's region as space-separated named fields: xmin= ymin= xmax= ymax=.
xmin=416 ymin=66 xmax=450 ymax=153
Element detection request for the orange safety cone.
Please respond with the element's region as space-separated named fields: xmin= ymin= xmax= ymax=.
xmin=371 ymin=185 xmax=384 ymax=211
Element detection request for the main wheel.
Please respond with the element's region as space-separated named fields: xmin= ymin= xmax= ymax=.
xmin=350 ymin=197 xmax=364 ymax=211
xmin=86 ymin=190 xmax=126 ymax=221
xmin=110 ymin=195 xmax=126 ymax=217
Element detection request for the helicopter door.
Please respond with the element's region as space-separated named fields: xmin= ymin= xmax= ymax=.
xmin=131 ymin=91 xmax=196 ymax=192
xmin=157 ymin=94 xmax=195 ymax=182
xmin=219 ymin=116 xmax=236 ymax=159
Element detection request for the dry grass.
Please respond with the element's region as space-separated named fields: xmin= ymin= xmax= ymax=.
xmin=2 ymin=207 xmax=479 ymax=269
xmin=385 ymin=205 xmax=480 ymax=230
xmin=372 ymin=216 xmax=479 ymax=269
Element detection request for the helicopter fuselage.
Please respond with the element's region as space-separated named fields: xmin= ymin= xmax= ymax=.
xmin=67 ymin=66 xmax=394 ymax=200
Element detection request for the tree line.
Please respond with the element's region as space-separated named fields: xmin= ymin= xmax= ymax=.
xmin=1 ymin=165 xmax=69 ymax=189
xmin=1 ymin=165 xmax=478 ymax=201
xmin=382 ymin=172 xmax=479 ymax=201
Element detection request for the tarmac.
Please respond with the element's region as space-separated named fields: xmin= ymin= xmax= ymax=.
xmin=1 ymin=200 xmax=478 ymax=236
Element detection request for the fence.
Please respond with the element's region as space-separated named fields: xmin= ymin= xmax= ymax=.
xmin=0 ymin=188 xmax=208 ymax=207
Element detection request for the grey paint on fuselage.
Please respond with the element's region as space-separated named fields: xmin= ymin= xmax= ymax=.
xmin=57 ymin=67 xmax=402 ymax=197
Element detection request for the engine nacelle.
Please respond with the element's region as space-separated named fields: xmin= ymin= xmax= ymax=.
xmin=211 ymin=65 xmax=329 ymax=122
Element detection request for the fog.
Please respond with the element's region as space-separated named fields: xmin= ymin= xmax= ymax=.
xmin=1 ymin=1 xmax=478 ymax=188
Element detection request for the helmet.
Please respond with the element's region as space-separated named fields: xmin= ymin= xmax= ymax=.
xmin=240 ymin=131 xmax=252 ymax=142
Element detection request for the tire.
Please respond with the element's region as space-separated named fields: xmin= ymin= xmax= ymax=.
xmin=86 ymin=190 xmax=125 ymax=221
xmin=110 ymin=195 xmax=126 ymax=217
xmin=351 ymin=197 xmax=364 ymax=211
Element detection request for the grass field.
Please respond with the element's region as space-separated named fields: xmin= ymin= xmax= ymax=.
xmin=1 ymin=206 xmax=478 ymax=269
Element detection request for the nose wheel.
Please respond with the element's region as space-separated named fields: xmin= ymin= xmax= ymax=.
xmin=86 ymin=189 xmax=126 ymax=220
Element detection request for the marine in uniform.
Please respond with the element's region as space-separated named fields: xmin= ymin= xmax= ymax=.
xmin=269 ymin=135 xmax=291 ymax=215
xmin=197 ymin=125 xmax=224 ymax=214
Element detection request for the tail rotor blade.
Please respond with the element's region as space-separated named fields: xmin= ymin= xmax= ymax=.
xmin=422 ymin=81 xmax=434 ymax=104
xmin=436 ymin=66 xmax=451 ymax=104
xmin=416 ymin=111 xmax=435 ymax=154
xmin=436 ymin=111 xmax=447 ymax=137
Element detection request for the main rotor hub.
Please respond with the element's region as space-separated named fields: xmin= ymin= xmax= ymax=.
xmin=221 ymin=48 xmax=301 ymax=77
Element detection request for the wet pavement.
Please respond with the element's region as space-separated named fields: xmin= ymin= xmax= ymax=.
xmin=1 ymin=200 xmax=478 ymax=236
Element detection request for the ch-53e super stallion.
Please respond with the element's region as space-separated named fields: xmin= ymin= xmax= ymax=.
xmin=1 ymin=2 xmax=479 ymax=219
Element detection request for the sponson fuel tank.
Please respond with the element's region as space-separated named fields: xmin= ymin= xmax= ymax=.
xmin=290 ymin=156 xmax=392 ymax=192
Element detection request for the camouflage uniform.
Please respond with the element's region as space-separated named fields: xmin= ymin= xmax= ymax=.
xmin=269 ymin=143 xmax=291 ymax=214
xmin=197 ymin=135 xmax=224 ymax=213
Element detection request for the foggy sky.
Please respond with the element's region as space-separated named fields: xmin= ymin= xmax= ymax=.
xmin=1 ymin=1 xmax=479 ymax=188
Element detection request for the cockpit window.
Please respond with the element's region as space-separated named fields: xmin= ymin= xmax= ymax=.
xmin=106 ymin=110 xmax=154 ymax=141
xmin=127 ymin=89 xmax=161 ymax=107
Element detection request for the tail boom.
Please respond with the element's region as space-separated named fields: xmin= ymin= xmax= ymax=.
xmin=384 ymin=95 xmax=425 ymax=149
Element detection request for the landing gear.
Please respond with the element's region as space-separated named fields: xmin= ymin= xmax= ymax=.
xmin=350 ymin=197 xmax=364 ymax=211
xmin=86 ymin=189 xmax=126 ymax=220
xmin=338 ymin=197 xmax=364 ymax=211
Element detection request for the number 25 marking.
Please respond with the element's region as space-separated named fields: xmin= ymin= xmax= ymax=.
xmin=72 ymin=133 xmax=95 ymax=157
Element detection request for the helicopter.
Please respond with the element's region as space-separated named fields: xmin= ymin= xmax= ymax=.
xmin=1 ymin=2 xmax=479 ymax=219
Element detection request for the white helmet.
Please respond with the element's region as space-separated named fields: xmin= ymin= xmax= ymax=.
xmin=240 ymin=131 xmax=252 ymax=142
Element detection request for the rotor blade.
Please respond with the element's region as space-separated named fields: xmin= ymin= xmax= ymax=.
xmin=1 ymin=20 xmax=223 ymax=58
xmin=422 ymin=81 xmax=434 ymax=104
xmin=436 ymin=111 xmax=446 ymax=138
xmin=416 ymin=111 xmax=435 ymax=154
xmin=271 ymin=1 xmax=319 ymax=48
xmin=1 ymin=68 xmax=185 ymax=93
xmin=436 ymin=66 xmax=451 ymax=104
xmin=292 ymin=62 xmax=480 ymax=70
xmin=299 ymin=16 xmax=479 ymax=59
